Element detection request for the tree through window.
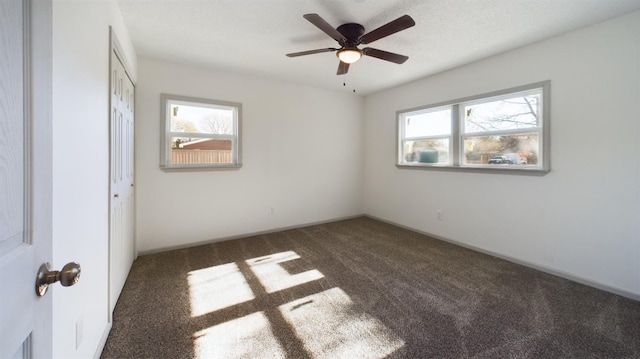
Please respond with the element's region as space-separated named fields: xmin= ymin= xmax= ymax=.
xmin=397 ymin=81 xmax=549 ymax=174
xmin=160 ymin=94 xmax=242 ymax=170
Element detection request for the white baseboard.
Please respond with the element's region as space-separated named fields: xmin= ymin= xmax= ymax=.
xmin=364 ymin=214 xmax=640 ymax=302
xmin=138 ymin=213 xmax=639 ymax=301
xmin=138 ymin=214 xmax=364 ymax=256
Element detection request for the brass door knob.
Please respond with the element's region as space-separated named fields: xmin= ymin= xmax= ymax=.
xmin=35 ymin=262 xmax=81 ymax=297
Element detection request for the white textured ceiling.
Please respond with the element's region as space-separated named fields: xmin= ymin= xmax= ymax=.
xmin=117 ymin=0 xmax=640 ymax=95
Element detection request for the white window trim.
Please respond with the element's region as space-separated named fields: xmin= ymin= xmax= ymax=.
xmin=160 ymin=93 xmax=242 ymax=171
xmin=396 ymin=81 xmax=550 ymax=176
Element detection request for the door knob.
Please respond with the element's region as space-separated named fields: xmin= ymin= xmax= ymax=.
xmin=35 ymin=262 xmax=81 ymax=297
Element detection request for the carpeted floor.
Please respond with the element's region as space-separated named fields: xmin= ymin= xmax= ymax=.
xmin=101 ymin=217 xmax=640 ymax=358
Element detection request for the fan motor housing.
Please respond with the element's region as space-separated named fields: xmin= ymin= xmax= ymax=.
xmin=337 ymin=23 xmax=365 ymax=45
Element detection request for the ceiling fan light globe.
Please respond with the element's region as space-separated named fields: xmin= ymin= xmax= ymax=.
xmin=337 ymin=49 xmax=362 ymax=64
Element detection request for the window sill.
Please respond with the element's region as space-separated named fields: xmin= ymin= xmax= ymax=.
xmin=160 ymin=164 xmax=242 ymax=172
xmin=396 ymin=163 xmax=549 ymax=176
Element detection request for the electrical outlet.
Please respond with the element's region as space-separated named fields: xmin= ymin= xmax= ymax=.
xmin=269 ymin=207 xmax=275 ymax=215
xmin=436 ymin=210 xmax=443 ymax=221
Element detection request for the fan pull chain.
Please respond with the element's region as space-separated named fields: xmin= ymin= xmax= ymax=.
xmin=342 ymin=74 xmax=356 ymax=93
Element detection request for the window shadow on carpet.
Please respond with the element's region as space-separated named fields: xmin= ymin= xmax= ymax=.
xmin=101 ymin=217 xmax=640 ymax=359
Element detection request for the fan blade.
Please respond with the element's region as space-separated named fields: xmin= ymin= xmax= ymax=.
xmin=303 ymin=14 xmax=347 ymax=43
xmin=362 ymin=47 xmax=409 ymax=64
xmin=337 ymin=61 xmax=350 ymax=75
xmin=359 ymin=15 xmax=415 ymax=44
xmin=286 ymin=48 xmax=338 ymax=57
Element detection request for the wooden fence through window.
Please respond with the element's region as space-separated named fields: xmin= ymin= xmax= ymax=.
xmin=171 ymin=149 xmax=232 ymax=164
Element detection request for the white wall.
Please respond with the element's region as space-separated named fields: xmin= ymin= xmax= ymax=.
xmin=136 ymin=58 xmax=364 ymax=253
xmin=46 ymin=4 xmax=639 ymax=358
xmin=52 ymin=1 xmax=137 ymax=358
xmin=364 ymin=11 xmax=640 ymax=298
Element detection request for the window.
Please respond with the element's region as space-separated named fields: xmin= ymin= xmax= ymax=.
xmin=399 ymin=106 xmax=452 ymax=165
xmin=397 ymin=81 xmax=549 ymax=174
xmin=160 ymin=94 xmax=242 ymax=170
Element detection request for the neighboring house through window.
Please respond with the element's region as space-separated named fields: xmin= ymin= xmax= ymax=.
xmin=397 ymin=81 xmax=549 ymax=174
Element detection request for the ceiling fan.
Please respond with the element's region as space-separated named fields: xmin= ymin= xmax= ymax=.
xmin=286 ymin=13 xmax=416 ymax=75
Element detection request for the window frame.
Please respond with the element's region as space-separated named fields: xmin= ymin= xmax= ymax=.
xmin=160 ymin=93 xmax=242 ymax=171
xmin=399 ymin=105 xmax=453 ymax=166
xmin=396 ymin=81 xmax=550 ymax=175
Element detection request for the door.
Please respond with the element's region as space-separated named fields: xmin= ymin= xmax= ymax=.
xmin=109 ymin=33 xmax=136 ymax=315
xmin=0 ymin=0 xmax=53 ymax=358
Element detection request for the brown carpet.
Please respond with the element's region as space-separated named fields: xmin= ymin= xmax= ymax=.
xmin=101 ymin=217 xmax=640 ymax=358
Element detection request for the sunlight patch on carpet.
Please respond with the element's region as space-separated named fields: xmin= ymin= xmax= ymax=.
xmin=193 ymin=311 xmax=285 ymax=358
xmin=188 ymin=263 xmax=255 ymax=317
xmin=247 ymin=251 xmax=324 ymax=293
xmin=279 ymin=287 xmax=405 ymax=358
